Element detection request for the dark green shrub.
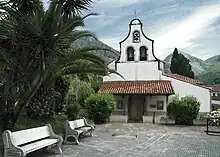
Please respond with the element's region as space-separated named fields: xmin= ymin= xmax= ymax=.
xmin=50 ymin=115 xmax=68 ymax=135
xmin=26 ymin=85 xmax=58 ymax=122
xmin=84 ymin=93 xmax=115 ymax=124
xmin=167 ymin=95 xmax=200 ymax=125
xmin=78 ymin=109 xmax=88 ymax=119
xmin=26 ymin=77 xmax=70 ymax=122
xmin=66 ymin=102 xmax=80 ymax=120
xmin=14 ymin=114 xmax=67 ymax=135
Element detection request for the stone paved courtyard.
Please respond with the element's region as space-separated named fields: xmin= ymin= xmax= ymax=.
xmin=31 ymin=123 xmax=220 ymax=157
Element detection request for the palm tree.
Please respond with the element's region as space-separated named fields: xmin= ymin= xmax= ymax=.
xmin=0 ymin=0 xmax=118 ymax=131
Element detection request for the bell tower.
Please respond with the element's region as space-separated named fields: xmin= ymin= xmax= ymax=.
xmin=117 ymin=19 xmax=161 ymax=63
xmin=104 ymin=18 xmax=165 ymax=82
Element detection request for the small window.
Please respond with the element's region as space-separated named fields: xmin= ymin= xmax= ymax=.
xmin=157 ymin=101 xmax=164 ymax=110
xmin=127 ymin=47 xmax=134 ymax=61
xmin=139 ymin=46 xmax=148 ymax=61
xmin=116 ymin=100 xmax=123 ymax=109
xmin=133 ymin=30 xmax=140 ymax=43
xmin=213 ymin=93 xmax=216 ymax=97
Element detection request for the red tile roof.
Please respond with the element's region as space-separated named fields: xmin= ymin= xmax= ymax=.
xmin=163 ymin=73 xmax=204 ymax=85
xmin=99 ymin=80 xmax=174 ymax=94
xmin=206 ymin=85 xmax=220 ymax=92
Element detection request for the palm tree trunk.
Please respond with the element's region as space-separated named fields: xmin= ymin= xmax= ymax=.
xmin=13 ymin=72 xmax=48 ymax=128
xmin=1 ymin=71 xmax=49 ymax=132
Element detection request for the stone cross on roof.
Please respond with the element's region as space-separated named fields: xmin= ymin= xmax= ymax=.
xmin=134 ymin=9 xmax=137 ymax=18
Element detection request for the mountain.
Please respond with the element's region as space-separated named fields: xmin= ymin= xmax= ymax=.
xmin=163 ymin=51 xmax=208 ymax=75
xmin=75 ymin=37 xmax=119 ymax=64
xmin=163 ymin=52 xmax=220 ymax=85
xmin=197 ymin=61 xmax=220 ymax=85
xmin=205 ymin=55 xmax=220 ymax=64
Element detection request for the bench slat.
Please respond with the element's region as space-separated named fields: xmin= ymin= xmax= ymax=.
xmin=69 ymin=119 xmax=85 ymax=129
xmin=22 ymin=139 xmax=58 ymax=154
xmin=12 ymin=126 xmax=50 ymax=146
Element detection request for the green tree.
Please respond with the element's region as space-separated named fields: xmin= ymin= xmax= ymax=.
xmin=0 ymin=0 xmax=118 ymax=132
xmin=68 ymin=77 xmax=94 ymax=107
xmin=77 ymin=74 xmax=103 ymax=92
xmin=170 ymin=48 xmax=194 ymax=78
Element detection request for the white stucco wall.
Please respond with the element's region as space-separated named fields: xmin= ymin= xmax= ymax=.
xmin=162 ymin=76 xmax=211 ymax=112
xmin=103 ymin=62 xmax=162 ymax=81
xmin=146 ymin=95 xmax=167 ymax=112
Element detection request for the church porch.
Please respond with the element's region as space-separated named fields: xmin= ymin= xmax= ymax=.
xmin=111 ymin=94 xmax=170 ymax=123
xmin=99 ymin=80 xmax=174 ymax=123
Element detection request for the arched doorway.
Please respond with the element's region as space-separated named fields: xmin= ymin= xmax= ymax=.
xmin=127 ymin=95 xmax=144 ymax=123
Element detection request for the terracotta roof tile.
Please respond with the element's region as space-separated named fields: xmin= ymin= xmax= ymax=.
xmin=99 ymin=80 xmax=174 ymax=94
xmin=163 ymin=73 xmax=204 ymax=85
xmin=206 ymin=85 xmax=220 ymax=92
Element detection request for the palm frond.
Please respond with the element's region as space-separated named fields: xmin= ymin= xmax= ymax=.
xmin=58 ymin=62 xmax=107 ymax=76
xmin=58 ymin=0 xmax=93 ymax=16
xmin=82 ymin=13 xmax=99 ymax=20
xmin=9 ymin=0 xmax=43 ymax=15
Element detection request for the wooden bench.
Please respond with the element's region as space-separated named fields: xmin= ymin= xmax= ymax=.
xmin=2 ymin=124 xmax=63 ymax=157
xmin=64 ymin=118 xmax=94 ymax=145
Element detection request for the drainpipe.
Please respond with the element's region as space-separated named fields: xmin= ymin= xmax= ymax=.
xmin=122 ymin=95 xmax=125 ymax=115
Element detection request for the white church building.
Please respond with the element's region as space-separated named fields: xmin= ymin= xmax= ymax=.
xmin=99 ymin=19 xmax=211 ymax=122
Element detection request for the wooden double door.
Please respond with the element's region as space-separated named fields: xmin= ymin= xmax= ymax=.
xmin=127 ymin=95 xmax=145 ymax=123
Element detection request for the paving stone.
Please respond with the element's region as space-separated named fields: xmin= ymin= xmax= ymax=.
xmin=30 ymin=124 xmax=220 ymax=157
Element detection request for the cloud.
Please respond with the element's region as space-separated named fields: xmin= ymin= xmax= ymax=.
xmin=42 ymin=0 xmax=220 ymax=60
xmin=153 ymin=2 xmax=220 ymax=59
xmin=92 ymin=0 xmax=145 ymax=9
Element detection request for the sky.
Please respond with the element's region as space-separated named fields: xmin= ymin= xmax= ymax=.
xmin=44 ymin=0 xmax=220 ymax=60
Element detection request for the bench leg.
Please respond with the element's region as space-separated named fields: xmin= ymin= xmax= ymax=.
xmin=4 ymin=148 xmax=25 ymax=157
xmin=64 ymin=135 xmax=80 ymax=145
xmin=4 ymin=150 xmax=25 ymax=157
xmin=57 ymin=146 xmax=62 ymax=154
xmin=46 ymin=144 xmax=63 ymax=154
xmin=46 ymin=145 xmax=62 ymax=154
xmin=75 ymin=136 xmax=80 ymax=145
xmin=89 ymin=130 xmax=93 ymax=137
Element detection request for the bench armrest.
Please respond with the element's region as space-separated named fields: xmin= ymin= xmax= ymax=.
xmin=83 ymin=117 xmax=95 ymax=130
xmin=2 ymin=130 xmax=25 ymax=156
xmin=47 ymin=124 xmax=63 ymax=143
